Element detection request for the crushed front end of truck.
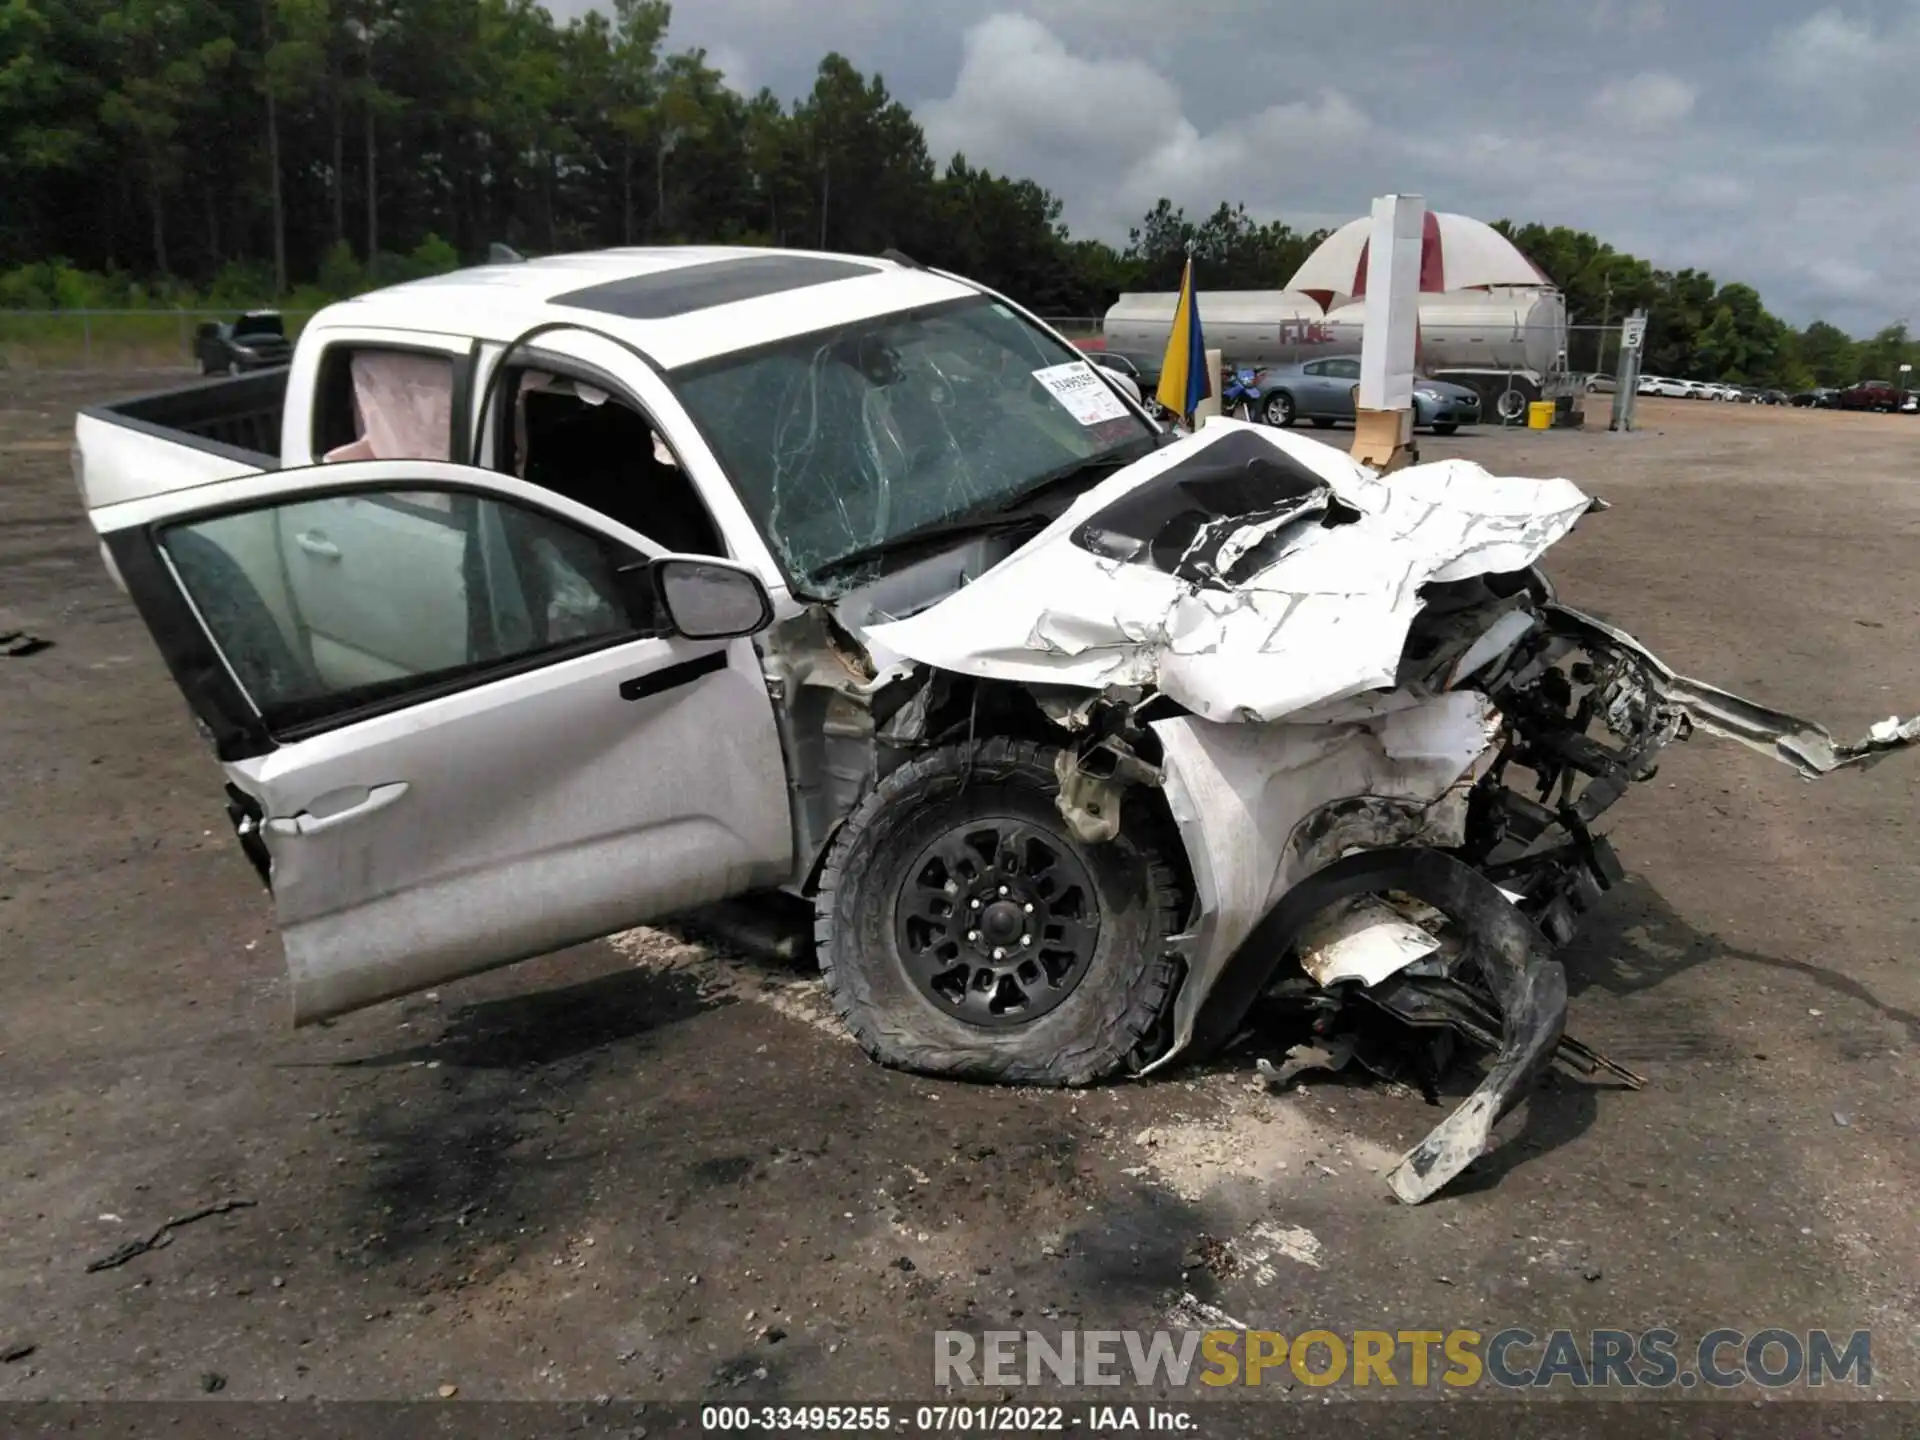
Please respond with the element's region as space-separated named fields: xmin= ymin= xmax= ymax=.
xmin=792 ymin=420 xmax=1917 ymax=1204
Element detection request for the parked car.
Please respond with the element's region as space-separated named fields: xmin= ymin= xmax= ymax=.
xmin=193 ymin=310 xmax=293 ymax=375
xmin=1836 ymin=379 xmax=1903 ymax=412
xmin=1082 ymin=352 xmax=1144 ymax=407
xmin=1582 ymin=372 xmax=1617 ymax=394
xmin=68 ymin=244 xmax=1920 ymax=1207
xmin=1084 ymin=350 xmax=1141 ymax=386
xmin=1640 ymin=375 xmax=1690 ymax=398
xmin=1102 ymin=348 xmax=1162 ymax=393
xmin=1079 ymin=345 xmax=1173 ymax=417
xmin=1790 ymin=388 xmax=1836 ymax=408
xmin=1252 ymin=358 xmax=1481 ymax=435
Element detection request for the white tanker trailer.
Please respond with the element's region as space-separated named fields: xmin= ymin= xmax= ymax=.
xmin=1101 ymin=285 xmax=1569 ymax=422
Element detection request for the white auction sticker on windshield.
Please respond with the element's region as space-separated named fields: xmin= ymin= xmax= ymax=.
xmin=1033 ymin=362 xmax=1131 ymax=425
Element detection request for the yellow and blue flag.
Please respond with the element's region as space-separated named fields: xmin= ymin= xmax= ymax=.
xmin=1156 ymin=256 xmax=1210 ymax=422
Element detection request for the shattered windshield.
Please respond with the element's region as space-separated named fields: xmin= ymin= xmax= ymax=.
xmin=670 ymin=296 xmax=1155 ymax=596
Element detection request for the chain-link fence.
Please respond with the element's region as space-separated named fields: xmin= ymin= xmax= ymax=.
xmin=7 ymin=306 xmax=1634 ymax=428
xmin=1041 ymin=316 xmax=1104 ymax=341
xmin=1052 ymin=313 xmax=1634 ymax=426
xmin=0 ymin=309 xmax=322 ymax=371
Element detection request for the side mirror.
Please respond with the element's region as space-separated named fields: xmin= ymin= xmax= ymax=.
xmin=651 ymin=556 xmax=775 ymax=641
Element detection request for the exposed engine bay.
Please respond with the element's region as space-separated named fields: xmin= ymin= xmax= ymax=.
xmin=758 ymin=420 xmax=1918 ymax=1206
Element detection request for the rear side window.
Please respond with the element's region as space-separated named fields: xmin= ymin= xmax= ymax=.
xmin=314 ymin=347 xmax=458 ymax=462
xmin=159 ymin=486 xmax=655 ymax=734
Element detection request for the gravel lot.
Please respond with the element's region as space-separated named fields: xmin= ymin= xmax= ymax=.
xmin=2 ymin=374 xmax=1917 ymax=1410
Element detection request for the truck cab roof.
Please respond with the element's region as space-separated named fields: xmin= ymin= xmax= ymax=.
xmin=317 ymin=246 xmax=976 ymax=371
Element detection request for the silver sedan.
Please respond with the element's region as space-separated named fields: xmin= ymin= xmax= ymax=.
xmin=1252 ymin=358 xmax=1483 ymax=435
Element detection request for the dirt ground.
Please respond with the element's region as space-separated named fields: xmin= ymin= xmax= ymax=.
xmin=2 ymin=375 xmax=1918 ymax=1412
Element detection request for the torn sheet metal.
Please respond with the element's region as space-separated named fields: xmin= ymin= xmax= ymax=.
xmin=1549 ymin=604 xmax=1920 ymax=778
xmin=865 ymin=421 xmax=1594 ymax=723
xmin=1295 ymin=895 xmax=1441 ymax=987
xmin=1143 ymin=688 xmax=1502 ymax=1069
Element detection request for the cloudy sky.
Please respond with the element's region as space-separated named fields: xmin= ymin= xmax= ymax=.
xmin=550 ymin=0 xmax=1919 ymax=334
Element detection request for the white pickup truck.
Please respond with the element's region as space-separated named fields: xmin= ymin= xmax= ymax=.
xmin=74 ymin=244 xmax=1918 ymax=1204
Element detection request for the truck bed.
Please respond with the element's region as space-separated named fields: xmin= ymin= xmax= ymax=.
xmin=75 ymin=369 xmax=286 ymax=513
xmin=86 ymin=368 xmax=287 ymax=465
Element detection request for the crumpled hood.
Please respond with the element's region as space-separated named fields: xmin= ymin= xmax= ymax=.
xmin=865 ymin=419 xmax=1595 ymax=723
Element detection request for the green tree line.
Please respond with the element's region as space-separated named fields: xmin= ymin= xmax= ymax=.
xmin=1489 ymin=222 xmax=1912 ymax=389
xmin=2 ymin=0 xmax=1909 ymax=387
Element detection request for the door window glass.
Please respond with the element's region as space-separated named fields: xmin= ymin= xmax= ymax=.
xmin=501 ymin=368 xmax=725 ymax=555
xmin=315 ymin=348 xmax=456 ymax=462
xmin=160 ymin=487 xmax=652 ymax=732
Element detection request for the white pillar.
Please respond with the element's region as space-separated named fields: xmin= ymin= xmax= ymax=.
xmin=1352 ymin=193 xmax=1424 ymax=469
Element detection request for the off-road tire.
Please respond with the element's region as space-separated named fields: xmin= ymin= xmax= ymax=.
xmin=814 ymin=738 xmax=1181 ymax=1086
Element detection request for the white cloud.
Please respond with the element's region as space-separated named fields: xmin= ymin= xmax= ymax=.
xmin=1806 ymin=258 xmax=1878 ymax=299
xmin=918 ymin=14 xmax=1187 ymax=174
xmin=1119 ymin=92 xmax=1371 ymax=221
xmin=543 ymin=0 xmax=1919 ymax=332
xmin=1767 ymin=8 xmax=1880 ymax=89
xmin=1587 ymin=71 xmax=1697 ymax=131
xmin=1763 ymin=4 xmax=1920 ymax=120
xmin=921 ymin=13 xmax=1372 ymax=238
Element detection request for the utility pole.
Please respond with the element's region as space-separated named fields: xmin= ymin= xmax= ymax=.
xmin=1597 ymin=275 xmax=1613 ymax=377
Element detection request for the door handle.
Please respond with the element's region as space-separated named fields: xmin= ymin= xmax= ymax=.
xmin=295 ymin=530 xmax=341 ymax=560
xmin=264 ymin=782 xmax=409 ymax=837
xmin=618 ymin=648 xmax=729 ymax=701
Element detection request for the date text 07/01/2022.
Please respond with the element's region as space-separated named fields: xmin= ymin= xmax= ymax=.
xmin=698 ymin=1403 xmax=1187 ymax=1432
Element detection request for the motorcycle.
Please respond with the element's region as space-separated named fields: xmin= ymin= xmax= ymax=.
xmin=1142 ymin=367 xmax=1259 ymax=430
xmin=1222 ymin=366 xmax=1262 ymax=421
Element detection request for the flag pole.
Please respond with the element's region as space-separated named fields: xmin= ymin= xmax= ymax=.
xmin=1155 ymin=240 xmax=1212 ymax=429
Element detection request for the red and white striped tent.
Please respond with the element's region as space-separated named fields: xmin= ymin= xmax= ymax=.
xmin=1286 ymin=210 xmax=1550 ymax=311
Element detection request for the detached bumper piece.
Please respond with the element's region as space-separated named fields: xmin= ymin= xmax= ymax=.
xmin=1230 ymin=848 xmax=1577 ymax=1205
xmin=1543 ymin=604 xmax=1920 ymax=779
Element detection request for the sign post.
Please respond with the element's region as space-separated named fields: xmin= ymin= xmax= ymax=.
xmin=1610 ymin=309 xmax=1647 ymax=432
